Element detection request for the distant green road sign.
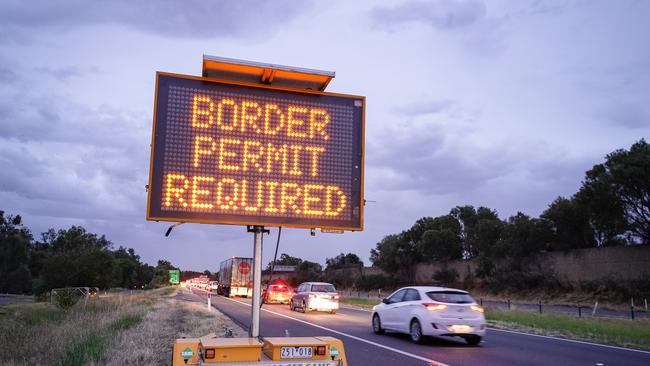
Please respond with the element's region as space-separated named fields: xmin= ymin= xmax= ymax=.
xmin=169 ymin=269 xmax=180 ymax=285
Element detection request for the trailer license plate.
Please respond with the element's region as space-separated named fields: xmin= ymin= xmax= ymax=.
xmin=281 ymin=346 xmax=313 ymax=359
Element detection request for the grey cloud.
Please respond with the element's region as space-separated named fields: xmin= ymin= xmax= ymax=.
xmin=371 ymin=0 xmax=486 ymax=31
xmin=394 ymin=99 xmax=455 ymax=116
xmin=0 ymin=82 xmax=149 ymax=223
xmin=0 ymin=0 xmax=312 ymax=41
xmin=366 ymin=120 xmax=510 ymax=196
xmin=602 ymin=104 xmax=650 ymax=129
xmin=0 ymin=66 xmax=18 ymax=84
xmin=35 ymin=66 xmax=87 ymax=82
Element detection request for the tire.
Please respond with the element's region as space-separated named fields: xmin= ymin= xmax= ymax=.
xmin=464 ymin=335 xmax=482 ymax=346
xmin=330 ymin=310 xmax=337 ymax=314
xmin=409 ymin=319 xmax=424 ymax=344
xmin=290 ymin=300 xmax=295 ymax=311
xmin=372 ymin=314 xmax=384 ymax=335
xmin=302 ymin=301 xmax=310 ymax=313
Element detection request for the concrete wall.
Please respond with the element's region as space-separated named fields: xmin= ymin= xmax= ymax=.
xmin=414 ymin=245 xmax=650 ymax=285
xmin=542 ymin=246 xmax=650 ymax=282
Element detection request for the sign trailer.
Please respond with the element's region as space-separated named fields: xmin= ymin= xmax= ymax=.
xmin=151 ymin=56 xmax=361 ymax=365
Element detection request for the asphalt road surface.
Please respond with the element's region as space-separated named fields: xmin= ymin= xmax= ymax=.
xmin=187 ymin=288 xmax=650 ymax=366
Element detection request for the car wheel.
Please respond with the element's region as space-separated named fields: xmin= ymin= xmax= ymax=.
xmin=372 ymin=314 xmax=384 ymax=335
xmin=410 ymin=319 xmax=424 ymax=344
xmin=302 ymin=301 xmax=309 ymax=313
xmin=290 ymin=300 xmax=295 ymax=311
xmin=330 ymin=310 xmax=336 ymax=314
xmin=464 ymin=335 xmax=482 ymax=346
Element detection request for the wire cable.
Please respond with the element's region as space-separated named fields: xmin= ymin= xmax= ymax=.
xmin=260 ymin=227 xmax=282 ymax=309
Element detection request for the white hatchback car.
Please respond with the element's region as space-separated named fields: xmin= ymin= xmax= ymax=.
xmin=371 ymin=286 xmax=486 ymax=345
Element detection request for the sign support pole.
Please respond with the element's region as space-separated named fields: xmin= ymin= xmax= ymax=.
xmin=248 ymin=225 xmax=268 ymax=338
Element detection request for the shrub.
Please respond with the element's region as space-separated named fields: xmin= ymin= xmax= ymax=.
xmin=432 ymin=267 xmax=459 ymax=287
xmin=355 ymin=274 xmax=401 ymax=291
xmin=52 ymin=288 xmax=81 ymax=309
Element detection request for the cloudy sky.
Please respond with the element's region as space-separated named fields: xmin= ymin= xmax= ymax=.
xmin=1 ymin=0 xmax=648 ymax=271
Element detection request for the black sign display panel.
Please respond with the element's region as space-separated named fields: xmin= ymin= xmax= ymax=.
xmin=147 ymin=73 xmax=364 ymax=230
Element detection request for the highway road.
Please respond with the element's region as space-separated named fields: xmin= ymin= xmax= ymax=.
xmin=186 ymin=288 xmax=650 ymax=366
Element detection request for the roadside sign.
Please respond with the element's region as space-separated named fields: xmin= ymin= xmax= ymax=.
xmin=238 ymin=261 xmax=251 ymax=275
xmin=147 ymin=72 xmax=365 ymax=231
xmin=169 ymin=269 xmax=180 ymax=285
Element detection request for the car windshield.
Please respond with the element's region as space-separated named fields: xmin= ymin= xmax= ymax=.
xmin=426 ymin=291 xmax=475 ymax=304
xmin=270 ymin=286 xmax=289 ymax=292
xmin=311 ymin=284 xmax=336 ymax=292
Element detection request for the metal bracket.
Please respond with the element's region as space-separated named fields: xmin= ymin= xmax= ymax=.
xmin=246 ymin=225 xmax=270 ymax=234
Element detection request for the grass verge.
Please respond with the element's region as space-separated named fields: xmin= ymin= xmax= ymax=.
xmin=94 ymin=287 xmax=247 ymax=366
xmin=339 ymin=297 xmax=380 ymax=309
xmin=487 ymin=309 xmax=650 ymax=350
xmin=0 ymin=289 xmax=168 ymax=366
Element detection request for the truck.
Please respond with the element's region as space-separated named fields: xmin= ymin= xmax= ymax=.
xmin=217 ymin=257 xmax=253 ymax=297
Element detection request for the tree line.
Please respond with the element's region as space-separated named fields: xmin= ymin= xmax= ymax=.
xmin=0 ymin=213 xmax=180 ymax=295
xmin=369 ymin=139 xmax=650 ymax=292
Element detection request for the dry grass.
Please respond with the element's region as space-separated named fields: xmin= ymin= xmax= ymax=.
xmin=0 ymin=287 xmax=245 ymax=366
xmin=94 ymin=288 xmax=246 ymax=366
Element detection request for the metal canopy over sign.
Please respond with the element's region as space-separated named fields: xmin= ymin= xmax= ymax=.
xmin=202 ymin=55 xmax=335 ymax=91
xmin=147 ymin=72 xmax=365 ymax=231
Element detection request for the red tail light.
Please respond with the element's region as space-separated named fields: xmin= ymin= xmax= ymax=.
xmin=308 ymin=293 xmax=316 ymax=299
xmin=471 ymin=305 xmax=485 ymax=313
xmin=332 ymin=294 xmax=340 ymax=300
xmin=423 ymin=303 xmax=448 ymax=311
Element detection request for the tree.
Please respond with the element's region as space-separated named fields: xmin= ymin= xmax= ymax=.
xmin=0 ymin=211 xmax=33 ymax=294
xmin=149 ymin=259 xmax=178 ymax=288
xmin=370 ymin=232 xmax=419 ymax=282
xmin=493 ymin=212 xmax=553 ymax=259
xmin=575 ymin=165 xmax=628 ymax=246
xmin=541 ymin=197 xmax=595 ymax=250
xmin=415 ymin=215 xmax=463 ymax=261
xmin=577 ymin=139 xmax=649 ymax=244
xmin=267 ymin=253 xmax=303 ymax=270
xmin=325 ymin=253 xmax=363 ymax=270
xmin=39 ymin=226 xmax=117 ymax=292
xmin=450 ymin=206 xmax=503 ymax=259
xmin=293 ymin=261 xmax=323 ymax=284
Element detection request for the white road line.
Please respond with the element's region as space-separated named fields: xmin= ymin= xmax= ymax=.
xmin=488 ymin=328 xmax=650 ymax=355
xmin=220 ymin=296 xmax=450 ymax=366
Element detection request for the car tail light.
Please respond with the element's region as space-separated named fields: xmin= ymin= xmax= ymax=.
xmin=471 ymin=305 xmax=485 ymax=313
xmin=332 ymin=294 xmax=340 ymax=300
xmin=268 ymin=291 xmax=274 ymax=295
xmin=423 ymin=303 xmax=448 ymax=311
xmin=316 ymin=346 xmax=326 ymax=355
xmin=308 ymin=293 xmax=316 ymax=299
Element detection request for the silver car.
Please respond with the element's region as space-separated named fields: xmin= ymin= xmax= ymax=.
xmin=290 ymin=282 xmax=340 ymax=314
xmin=371 ymin=286 xmax=486 ymax=345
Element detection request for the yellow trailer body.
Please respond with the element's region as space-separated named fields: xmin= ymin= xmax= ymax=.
xmin=172 ymin=338 xmax=200 ymax=366
xmin=201 ymin=337 xmax=263 ymax=363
